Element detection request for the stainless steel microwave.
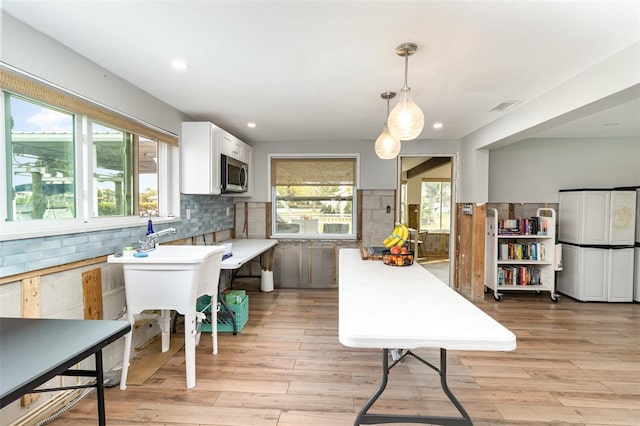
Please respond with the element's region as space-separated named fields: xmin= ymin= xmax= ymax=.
xmin=221 ymin=154 xmax=248 ymax=193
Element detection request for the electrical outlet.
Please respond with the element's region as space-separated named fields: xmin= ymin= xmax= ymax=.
xmin=186 ymin=209 xmax=191 ymax=219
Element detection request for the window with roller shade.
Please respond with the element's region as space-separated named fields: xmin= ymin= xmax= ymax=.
xmin=271 ymin=157 xmax=357 ymax=237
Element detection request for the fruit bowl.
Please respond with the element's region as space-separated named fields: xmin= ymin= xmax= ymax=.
xmin=382 ymin=251 xmax=414 ymax=267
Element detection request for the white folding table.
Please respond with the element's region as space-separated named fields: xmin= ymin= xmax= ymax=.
xmin=220 ymin=238 xmax=278 ymax=275
xmin=339 ymin=248 xmax=516 ymax=425
xmin=217 ymin=238 xmax=278 ymax=333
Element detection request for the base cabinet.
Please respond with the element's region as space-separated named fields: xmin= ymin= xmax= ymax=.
xmin=635 ymin=247 xmax=640 ymax=302
xmin=272 ymin=240 xmax=359 ymax=288
xmin=558 ymin=245 xmax=634 ymax=302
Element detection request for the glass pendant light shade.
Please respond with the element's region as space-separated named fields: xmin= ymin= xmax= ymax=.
xmin=388 ymin=42 xmax=425 ymax=141
xmin=388 ymin=88 xmax=424 ymax=141
xmin=375 ymin=124 xmax=401 ymax=159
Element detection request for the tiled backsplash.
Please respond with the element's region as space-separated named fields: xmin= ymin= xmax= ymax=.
xmin=1 ymin=191 xmax=396 ymax=278
xmin=0 ymin=194 xmax=234 ymax=278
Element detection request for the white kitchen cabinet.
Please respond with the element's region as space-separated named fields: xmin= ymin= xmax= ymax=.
xmin=242 ymin=144 xmax=253 ymax=198
xmin=181 ymin=121 xmax=252 ymax=196
xmin=220 ymin=132 xmax=243 ymax=160
xmin=242 ymin=143 xmax=252 ymax=164
xmin=181 ymin=121 xmax=222 ymax=194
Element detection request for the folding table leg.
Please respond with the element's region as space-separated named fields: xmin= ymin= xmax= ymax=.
xmin=354 ymin=348 xmax=473 ymax=425
xmin=95 ymin=350 xmax=106 ymax=426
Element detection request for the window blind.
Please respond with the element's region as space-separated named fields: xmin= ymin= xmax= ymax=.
xmin=271 ymin=157 xmax=356 ymax=186
xmin=0 ymin=68 xmax=178 ymax=147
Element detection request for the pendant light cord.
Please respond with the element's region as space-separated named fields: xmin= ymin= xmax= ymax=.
xmin=385 ymin=97 xmax=390 ymax=124
xmin=403 ymin=52 xmax=410 ymax=90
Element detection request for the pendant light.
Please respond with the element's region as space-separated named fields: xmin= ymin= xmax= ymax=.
xmin=375 ymin=91 xmax=401 ymax=159
xmin=387 ymin=43 xmax=424 ymax=141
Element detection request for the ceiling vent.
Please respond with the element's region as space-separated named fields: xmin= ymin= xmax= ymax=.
xmin=491 ymin=100 xmax=521 ymax=112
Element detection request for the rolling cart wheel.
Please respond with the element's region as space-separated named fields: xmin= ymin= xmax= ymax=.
xmin=550 ymin=293 xmax=559 ymax=303
xmin=494 ymin=293 xmax=503 ymax=302
xmin=484 ymin=286 xmax=489 ymax=294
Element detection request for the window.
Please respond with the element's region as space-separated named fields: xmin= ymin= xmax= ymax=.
xmin=420 ymin=179 xmax=451 ymax=232
xmin=1 ymin=68 xmax=178 ymax=239
xmin=4 ymin=95 xmax=156 ymax=221
xmin=400 ymin=182 xmax=407 ymax=224
xmin=138 ymin=137 xmax=158 ymax=217
xmin=6 ymin=95 xmax=75 ymax=220
xmin=271 ymin=157 xmax=357 ymax=237
xmin=93 ymin=122 xmax=133 ymax=217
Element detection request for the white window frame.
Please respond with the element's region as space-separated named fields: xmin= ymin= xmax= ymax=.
xmin=420 ymin=178 xmax=452 ymax=233
xmin=269 ymin=153 xmax=359 ymax=240
xmin=0 ymin=95 xmax=179 ymax=241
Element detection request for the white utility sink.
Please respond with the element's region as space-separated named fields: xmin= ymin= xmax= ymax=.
xmin=107 ymin=244 xmax=225 ymax=389
xmin=115 ymin=245 xmax=223 ymax=263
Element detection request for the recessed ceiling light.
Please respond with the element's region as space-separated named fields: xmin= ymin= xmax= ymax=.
xmin=171 ymin=60 xmax=188 ymax=70
xmin=433 ymin=122 xmax=443 ymax=129
xmin=247 ymin=122 xmax=257 ymax=128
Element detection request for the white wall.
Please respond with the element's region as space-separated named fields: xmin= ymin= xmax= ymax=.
xmin=489 ymin=137 xmax=640 ymax=203
xmin=462 ymin=43 xmax=640 ymax=202
xmin=249 ymin=138 xmax=461 ymax=201
xmin=404 ymin=163 xmax=452 ymax=204
xmin=1 ymin=12 xmax=190 ymax=134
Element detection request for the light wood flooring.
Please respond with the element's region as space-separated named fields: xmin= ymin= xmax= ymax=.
xmin=51 ymin=289 xmax=639 ymax=425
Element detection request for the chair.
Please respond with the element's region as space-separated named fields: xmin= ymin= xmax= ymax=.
xmin=416 ymin=231 xmax=428 ymax=259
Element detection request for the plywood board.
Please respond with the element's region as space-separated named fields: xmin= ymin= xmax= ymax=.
xmin=21 ymin=277 xmax=40 ymax=318
xmin=126 ymin=336 xmax=185 ymax=386
xmin=82 ymin=268 xmax=103 ymax=320
xmin=21 ymin=276 xmax=40 ymax=406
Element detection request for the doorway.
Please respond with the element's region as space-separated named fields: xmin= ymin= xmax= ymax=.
xmin=399 ymin=156 xmax=454 ymax=284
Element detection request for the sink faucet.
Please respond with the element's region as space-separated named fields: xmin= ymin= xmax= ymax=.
xmin=139 ymin=227 xmax=177 ymax=252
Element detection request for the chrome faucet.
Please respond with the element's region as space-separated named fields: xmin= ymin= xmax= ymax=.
xmin=139 ymin=227 xmax=177 ymax=252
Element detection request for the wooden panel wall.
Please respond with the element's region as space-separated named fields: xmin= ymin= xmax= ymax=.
xmin=453 ymin=203 xmax=486 ymax=302
xmin=82 ymin=269 xmax=103 ymax=320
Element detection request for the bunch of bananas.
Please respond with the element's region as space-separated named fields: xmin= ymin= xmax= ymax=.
xmin=382 ymin=223 xmax=409 ymax=248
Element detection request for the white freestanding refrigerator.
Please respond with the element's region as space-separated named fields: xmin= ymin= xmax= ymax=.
xmin=558 ymin=188 xmax=637 ymax=302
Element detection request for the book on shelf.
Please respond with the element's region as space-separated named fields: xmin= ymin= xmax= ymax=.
xmin=498 ymin=242 xmax=546 ymax=261
xmin=497 ymin=265 xmax=543 ymax=286
xmin=531 ymin=268 xmax=541 ymax=285
xmin=497 ymin=216 xmax=549 ymax=236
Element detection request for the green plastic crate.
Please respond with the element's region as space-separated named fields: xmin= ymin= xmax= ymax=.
xmin=196 ymin=294 xmax=249 ymax=333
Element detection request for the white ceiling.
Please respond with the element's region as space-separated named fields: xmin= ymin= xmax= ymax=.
xmin=2 ymin=1 xmax=639 ymax=145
